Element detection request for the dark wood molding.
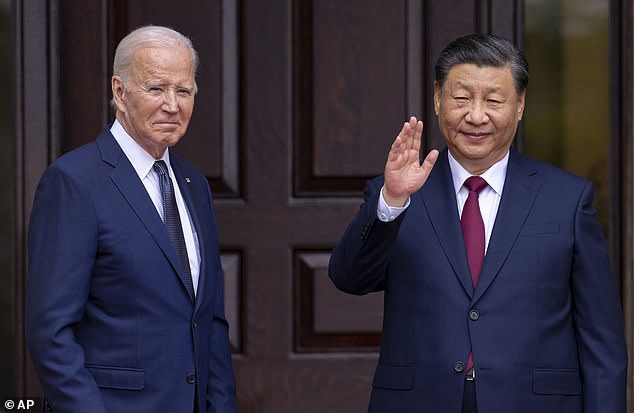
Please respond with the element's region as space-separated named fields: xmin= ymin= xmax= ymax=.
xmin=293 ymin=250 xmax=381 ymax=352
xmin=14 ymin=0 xmax=56 ymax=397
xmin=611 ymin=0 xmax=634 ymax=408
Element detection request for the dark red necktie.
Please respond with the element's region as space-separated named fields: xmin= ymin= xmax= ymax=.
xmin=461 ymin=176 xmax=488 ymax=373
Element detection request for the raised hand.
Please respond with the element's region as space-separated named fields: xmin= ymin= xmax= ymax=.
xmin=383 ymin=116 xmax=439 ymax=207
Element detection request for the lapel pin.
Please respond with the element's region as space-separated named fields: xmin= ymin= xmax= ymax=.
xmin=185 ymin=177 xmax=191 ymax=183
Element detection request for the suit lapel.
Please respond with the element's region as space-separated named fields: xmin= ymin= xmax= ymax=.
xmin=472 ymin=150 xmax=540 ymax=303
xmin=97 ymin=131 xmax=195 ymax=303
xmin=420 ymin=150 xmax=474 ymax=296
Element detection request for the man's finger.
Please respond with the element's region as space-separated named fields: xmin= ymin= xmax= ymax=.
xmin=387 ymin=135 xmax=403 ymax=162
xmin=421 ymin=149 xmax=439 ymax=178
xmin=411 ymin=120 xmax=424 ymax=152
xmin=404 ymin=117 xmax=417 ymax=150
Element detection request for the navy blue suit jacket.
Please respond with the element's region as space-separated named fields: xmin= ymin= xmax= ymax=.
xmin=329 ymin=148 xmax=627 ymax=413
xmin=26 ymin=128 xmax=237 ymax=413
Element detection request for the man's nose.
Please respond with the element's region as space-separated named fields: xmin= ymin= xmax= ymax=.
xmin=161 ymin=90 xmax=179 ymax=112
xmin=465 ymin=102 xmax=489 ymax=125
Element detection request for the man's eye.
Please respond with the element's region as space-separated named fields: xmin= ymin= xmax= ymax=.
xmin=177 ymin=89 xmax=192 ymax=96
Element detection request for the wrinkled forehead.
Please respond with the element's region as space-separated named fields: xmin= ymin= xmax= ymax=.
xmin=131 ymin=46 xmax=195 ymax=82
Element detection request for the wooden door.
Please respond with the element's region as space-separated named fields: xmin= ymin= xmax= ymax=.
xmin=15 ymin=1 xmax=524 ymax=411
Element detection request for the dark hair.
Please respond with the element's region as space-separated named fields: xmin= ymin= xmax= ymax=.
xmin=434 ymin=33 xmax=529 ymax=94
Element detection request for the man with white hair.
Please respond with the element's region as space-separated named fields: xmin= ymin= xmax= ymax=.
xmin=26 ymin=25 xmax=237 ymax=413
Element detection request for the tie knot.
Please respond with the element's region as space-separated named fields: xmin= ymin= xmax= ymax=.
xmin=153 ymin=160 xmax=169 ymax=177
xmin=464 ymin=176 xmax=488 ymax=193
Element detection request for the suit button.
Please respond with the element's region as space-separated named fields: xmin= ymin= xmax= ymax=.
xmin=192 ymin=320 xmax=197 ymax=329
xmin=469 ymin=310 xmax=480 ymax=321
xmin=454 ymin=362 xmax=465 ymax=373
xmin=186 ymin=374 xmax=196 ymax=384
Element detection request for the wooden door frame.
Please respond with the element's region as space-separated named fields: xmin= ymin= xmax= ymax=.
xmin=612 ymin=0 xmax=634 ymax=409
xmin=14 ymin=0 xmax=56 ymax=397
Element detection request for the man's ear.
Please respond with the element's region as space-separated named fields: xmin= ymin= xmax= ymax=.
xmin=516 ymin=90 xmax=526 ymax=121
xmin=111 ymin=76 xmax=125 ymax=112
xmin=433 ymin=81 xmax=441 ymax=116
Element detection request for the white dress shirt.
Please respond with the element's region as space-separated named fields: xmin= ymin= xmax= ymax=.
xmin=377 ymin=150 xmax=509 ymax=253
xmin=111 ymin=120 xmax=200 ymax=294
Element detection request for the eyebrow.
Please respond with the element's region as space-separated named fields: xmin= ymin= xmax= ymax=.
xmin=451 ymin=82 xmax=508 ymax=97
xmin=143 ymin=80 xmax=194 ymax=90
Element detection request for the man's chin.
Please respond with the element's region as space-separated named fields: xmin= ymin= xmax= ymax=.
xmin=154 ymin=130 xmax=186 ymax=145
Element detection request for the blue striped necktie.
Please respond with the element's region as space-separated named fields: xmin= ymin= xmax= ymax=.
xmin=153 ymin=160 xmax=194 ymax=298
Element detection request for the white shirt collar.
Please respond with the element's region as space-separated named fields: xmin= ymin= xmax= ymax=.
xmin=447 ymin=150 xmax=509 ymax=197
xmin=110 ymin=119 xmax=171 ymax=179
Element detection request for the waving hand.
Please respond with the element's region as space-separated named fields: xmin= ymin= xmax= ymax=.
xmin=382 ymin=116 xmax=439 ymax=206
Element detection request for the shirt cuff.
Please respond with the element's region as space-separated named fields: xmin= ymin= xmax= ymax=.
xmin=377 ymin=186 xmax=410 ymax=222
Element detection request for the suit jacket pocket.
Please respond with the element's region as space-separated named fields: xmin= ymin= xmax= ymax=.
xmin=532 ymin=368 xmax=582 ymax=395
xmin=86 ymin=365 xmax=145 ymax=390
xmin=372 ymin=362 xmax=414 ymax=390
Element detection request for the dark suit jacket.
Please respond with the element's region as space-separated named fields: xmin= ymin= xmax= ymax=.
xmin=26 ymin=127 xmax=237 ymax=413
xmin=329 ymin=148 xmax=627 ymax=413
